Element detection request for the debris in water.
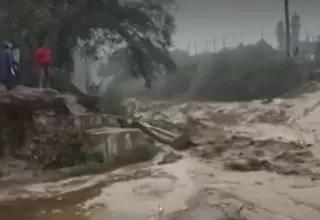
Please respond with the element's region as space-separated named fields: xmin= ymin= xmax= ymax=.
xmin=158 ymin=204 xmax=164 ymax=217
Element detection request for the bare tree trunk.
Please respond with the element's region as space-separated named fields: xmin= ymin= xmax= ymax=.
xmin=284 ymin=0 xmax=291 ymax=58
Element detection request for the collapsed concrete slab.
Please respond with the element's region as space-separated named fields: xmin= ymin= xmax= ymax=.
xmin=71 ymin=113 xmax=120 ymax=129
xmin=84 ymin=127 xmax=158 ymax=166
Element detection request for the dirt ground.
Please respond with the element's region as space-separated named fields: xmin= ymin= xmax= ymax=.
xmin=3 ymin=91 xmax=320 ymax=219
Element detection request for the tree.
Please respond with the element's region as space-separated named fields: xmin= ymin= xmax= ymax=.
xmin=276 ymin=20 xmax=285 ymax=50
xmin=284 ymin=0 xmax=291 ymax=58
xmin=0 ymin=0 xmax=177 ymax=88
xmin=291 ymin=12 xmax=301 ymax=49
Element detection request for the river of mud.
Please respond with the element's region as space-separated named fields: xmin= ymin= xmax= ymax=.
xmin=3 ymin=91 xmax=320 ymax=220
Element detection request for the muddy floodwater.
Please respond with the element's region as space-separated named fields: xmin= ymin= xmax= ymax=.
xmin=3 ymin=93 xmax=320 ymax=220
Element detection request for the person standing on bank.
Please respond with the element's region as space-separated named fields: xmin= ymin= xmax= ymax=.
xmin=0 ymin=41 xmax=15 ymax=89
xmin=34 ymin=40 xmax=53 ymax=88
xmin=12 ymin=41 xmax=21 ymax=85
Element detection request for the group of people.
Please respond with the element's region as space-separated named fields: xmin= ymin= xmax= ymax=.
xmin=0 ymin=40 xmax=53 ymax=90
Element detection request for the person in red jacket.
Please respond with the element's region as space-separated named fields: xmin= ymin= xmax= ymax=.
xmin=35 ymin=41 xmax=53 ymax=88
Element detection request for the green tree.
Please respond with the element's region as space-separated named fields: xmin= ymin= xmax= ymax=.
xmin=0 ymin=0 xmax=177 ymax=88
xmin=276 ymin=20 xmax=285 ymax=50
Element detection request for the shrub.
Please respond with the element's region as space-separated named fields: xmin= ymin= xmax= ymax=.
xmin=162 ymin=43 xmax=301 ymax=101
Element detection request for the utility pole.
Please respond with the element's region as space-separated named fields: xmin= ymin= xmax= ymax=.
xmin=212 ymin=36 xmax=216 ymax=52
xmin=222 ymin=36 xmax=226 ymax=49
xmin=205 ymin=40 xmax=209 ymax=52
xmin=284 ymin=0 xmax=291 ymax=58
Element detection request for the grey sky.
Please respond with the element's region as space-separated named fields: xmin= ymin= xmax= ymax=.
xmin=173 ymin=0 xmax=320 ymax=53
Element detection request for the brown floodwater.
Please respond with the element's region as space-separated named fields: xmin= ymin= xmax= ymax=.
xmin=0 ymin=166 xmax=156 ymax=220
xmin=0 ymin=182 xmax=106 ymax=220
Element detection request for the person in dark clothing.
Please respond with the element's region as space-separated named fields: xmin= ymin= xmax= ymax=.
xmin=0 ymin=41 xmax=15 ymax=89
xmin=12 ymin=41 xmax=21 ymax=84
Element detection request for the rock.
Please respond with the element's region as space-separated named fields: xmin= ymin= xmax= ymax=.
xmin=158 ymin=151 xmax=182 ymax=165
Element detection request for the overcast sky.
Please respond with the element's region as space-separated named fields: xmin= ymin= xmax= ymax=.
xmin=173 ymin=0 xmax=320 ymax=52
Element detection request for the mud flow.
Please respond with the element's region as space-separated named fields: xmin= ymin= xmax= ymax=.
xmin=3 ymin=93 xmax=320 ymax=220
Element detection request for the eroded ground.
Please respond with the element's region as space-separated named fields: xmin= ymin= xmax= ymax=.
xmin=3 ymin=90 xmax=320 ymax=219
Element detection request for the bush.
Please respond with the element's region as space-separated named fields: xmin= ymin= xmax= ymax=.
xmin=161 ymin=43 xmax=301 ymax=101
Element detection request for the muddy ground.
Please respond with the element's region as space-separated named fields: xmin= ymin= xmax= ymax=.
xmin=3 ymin=91 xmax=320 ymax=219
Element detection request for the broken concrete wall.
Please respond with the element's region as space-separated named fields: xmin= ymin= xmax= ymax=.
xmin=0 ymin=86 xmax=157 ymax=173
xmin=84 ymin=127 xmax=157 ymax=166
